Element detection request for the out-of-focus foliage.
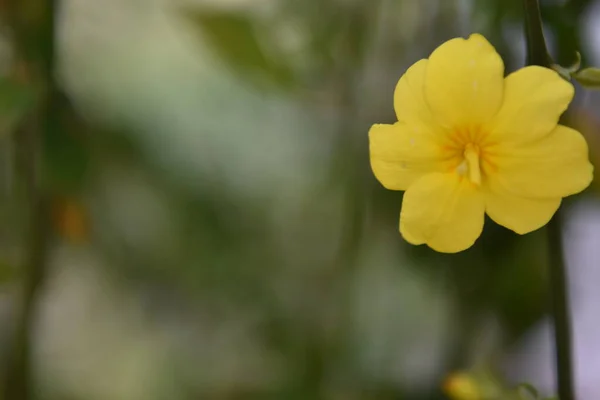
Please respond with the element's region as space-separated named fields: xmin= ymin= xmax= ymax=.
xmin=0 ymin=77 xmax=38 ymax=135
xmin=0 ymin=0 xmax=598 ymax=399
xmin=186 ymin=8 xmax=296 ymax=90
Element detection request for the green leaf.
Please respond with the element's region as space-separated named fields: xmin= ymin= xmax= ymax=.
xmin=573 ymin=67 xmax=600 ymax=89
xmin=185 ymin=9 xmax=295 ymax=89
xmin=43 ymin=98 xmax=89 ymax=192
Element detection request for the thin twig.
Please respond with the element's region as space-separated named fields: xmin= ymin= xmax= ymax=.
xmin=3 ymin=121 xmax=51 ymax=400
xmin=1 ymin=0 xmax=57 ymax=398
xmin=522 ymin=1 xmax=576 ymax=399
xmin=547 ymin=213 xmax=575 ymax=400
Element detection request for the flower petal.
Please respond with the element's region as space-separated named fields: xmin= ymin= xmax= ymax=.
xmin=400 ymin=173 xmax=485 ymax=253
xmin=394 ymin=59 xmax=436 ymax=126
xmin=486 ymin=66 xmax=574 ymax=144
xmin=488 ymin=125 xmax=593 ymax=198
xmin=424 ymin=33 xmax=504 ymax=128
xmin=485 ymin=189 xmax=561 ymax=234
xmin=369 ymin=123 xmax=448 ymax=190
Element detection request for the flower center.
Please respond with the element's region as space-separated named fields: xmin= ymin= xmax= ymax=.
xmin=457 ymin=143 xmax=481 ymax=185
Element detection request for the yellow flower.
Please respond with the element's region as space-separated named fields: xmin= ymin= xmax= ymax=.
xmin=369 ymin=33 xmax=594 ymax=253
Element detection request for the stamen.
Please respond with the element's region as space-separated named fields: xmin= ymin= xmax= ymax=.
xmin=464 ymin=144 xmax=481 ymax=185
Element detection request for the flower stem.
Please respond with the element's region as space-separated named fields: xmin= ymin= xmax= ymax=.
xmin=1 ymin=0 xmax=57 ymax=398
xmin=523 ymin=0 xmax=552 ymax=67
xmin=523 ymin=1 xmax=576 ymax=399
xmin=547 ymin=215 xmax=575 ymax=400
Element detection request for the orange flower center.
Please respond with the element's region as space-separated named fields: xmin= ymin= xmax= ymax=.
xmin=446 ymin=127 xmax=493 ymax=186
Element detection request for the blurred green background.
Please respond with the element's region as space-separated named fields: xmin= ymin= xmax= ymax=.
xmin=1 ymin=0 xmax=600 ymax=399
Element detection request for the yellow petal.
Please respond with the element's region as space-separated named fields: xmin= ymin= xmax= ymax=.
xmin=488 ymin=125 xmax=593 ymax=198
xmin=400 ymin=173 xmax=485 ymax=253
xmin=424 ymin=33 xmax=504 ymax=128
xmin=485 ymin=189 xmax=561 ymax=234
xmin=369 ymin=123 xmax=447 ymax=191
xmin=486 ymin=66 xmax=574 ymax=144
xmin=394 ymin=59 xmax=436 ymax=126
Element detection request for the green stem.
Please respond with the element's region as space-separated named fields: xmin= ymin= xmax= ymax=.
xmin=547 ymin=214 xmax=575 ymax=400
xmin=523 ymin=0 xmax=552 ymax=67
xmin=523 ymin=1 xmax=575 ymax=400
xmin=2 ymin=0 xmax=57 ymax=398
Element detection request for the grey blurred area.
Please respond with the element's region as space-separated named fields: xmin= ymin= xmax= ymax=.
xmin=0 ymin=0 xmax=598 ymax=399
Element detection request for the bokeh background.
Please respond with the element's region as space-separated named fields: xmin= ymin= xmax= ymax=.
xmin=1 ymin=0 xmax=600 ymax=399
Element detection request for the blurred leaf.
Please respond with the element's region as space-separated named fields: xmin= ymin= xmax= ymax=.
xmin=342 ymin=10 xmax=373 ymax=67
xmin=0 ymin=78 xmax=39 ymax=135
xmin=572 ymin=67 xmax=600 ymax=89
xmin=516 ymin=383 xmax=540 ymax=399
xmin=43 ymin=97 xmax=89 ymax=192
xmin=185 ymin=9 xmax=295 ymax=89
xmin=0 ymin=260 xmax=15 ymax=285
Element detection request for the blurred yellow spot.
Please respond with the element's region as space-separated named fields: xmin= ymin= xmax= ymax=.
xmin=52 ymin=197 xmax=90 ymax=244
xmin=443 ymin=372 xmax=481 ymax=400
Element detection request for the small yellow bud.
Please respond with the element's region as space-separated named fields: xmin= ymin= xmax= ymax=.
xmin=443 ymin=372 xmax=481 ymax=400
